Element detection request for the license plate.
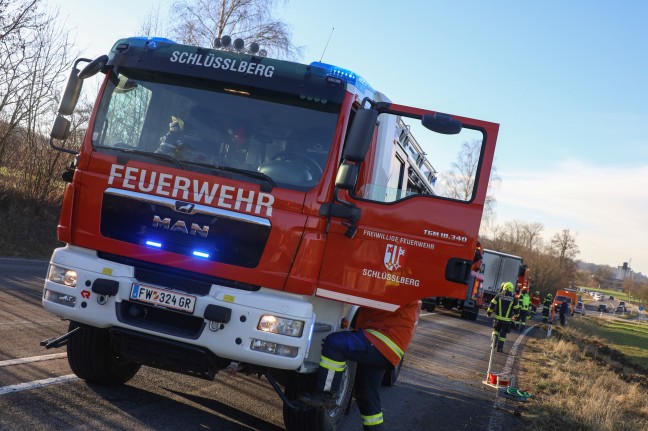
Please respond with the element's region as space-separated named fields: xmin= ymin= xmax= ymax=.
xmin=130 ymin=284 xmax=196 ymax=314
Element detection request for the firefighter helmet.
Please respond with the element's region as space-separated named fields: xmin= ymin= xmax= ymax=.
xmin=501 ymin=282 xmax=514 ymax=292
xmin=535 ymin=291 xmax=540 ymax=295
xmin=546 ymin=293 xmax=553 ymax=298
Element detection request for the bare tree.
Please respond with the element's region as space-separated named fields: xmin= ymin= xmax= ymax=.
xmin=550 ymin=229 xmax=580 ymax=268
xmin=488 ymin=220 xmax=544 ymax=253
xmin=0 ymin=0 xmax=40 ymax=41
xmin=138 ymin=3 xmax=166 ymax=37
xmin=16 ymin=15 xmax=79 ymax=203
xmin=439 ymin=139 xmax=501 ymax=227
xmin=0 ymin=0 xmax=44 ymax=164
xmin=165 ymin=0 xmax=301 ymax=59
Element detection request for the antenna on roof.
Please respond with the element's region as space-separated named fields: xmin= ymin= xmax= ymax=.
xmin=319 ymin=27 xmax=334 ymax=62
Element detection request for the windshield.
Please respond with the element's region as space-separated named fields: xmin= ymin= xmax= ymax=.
xmin=91 ymin=68 xmax=340 ymax=190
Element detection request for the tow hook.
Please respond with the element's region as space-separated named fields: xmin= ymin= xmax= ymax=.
xmin=40 ymin=326 xmax=80 ymax=349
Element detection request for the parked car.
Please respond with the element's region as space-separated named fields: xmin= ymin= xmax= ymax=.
xmin=574 ymin=301 xmax=584 ymax=314
xmin=598 ymin=304 xmax=608 ymax=313
xmin=619 ymin=301 xmax=626 ymax=307
xmin=609 ymin=295 xmax=614 ymax=300
xmin=616 ymin=305 xmax=625 ymax=314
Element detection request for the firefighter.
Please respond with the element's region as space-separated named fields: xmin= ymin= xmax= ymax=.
xmin=559 ymin=300 xmax=570 ymax=326
xmin=156 ymin=116 xmax=189 ymax=156
xmin=486 ymin=282 xmax=520 ymax=353
xmin=542 ymin=293 xmax=553 ymax=323
xmin=299 ymin=300 xmax=420 ymax=430
xmin=517 ymin=287 xmax=531 ymax=330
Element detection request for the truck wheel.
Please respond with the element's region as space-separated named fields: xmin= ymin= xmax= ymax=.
xmin=422 ymin=302 xmax=435 ymax=312
xmin=381 ymin=357 xmax=403 ymax=387
xmin=66 ymin=322 xmax=140 ymax=386
xmin=283 ymin=362 xmax=356 ymax=431
xmin=442 ymin=298 xmax=455 ymax=310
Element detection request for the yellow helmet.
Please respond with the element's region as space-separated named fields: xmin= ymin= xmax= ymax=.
xmin=501 ymin=282 xmax=514 ymax=292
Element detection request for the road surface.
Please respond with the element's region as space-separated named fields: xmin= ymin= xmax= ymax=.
xmin=0 ymin=258 xmax=530 ymax=430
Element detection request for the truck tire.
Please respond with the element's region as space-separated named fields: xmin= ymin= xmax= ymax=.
xmin=66 ymin=322 xmax=141 ymax=386
xmin=442 ymin=298 xmax=456 ymax=310
xmin=283 ymin=362 xmax=356 ymax=431
xmin=460 ymin=307 xmax=479 ymax=321
xmin=381 ymin=357 xmax=403 ymax=387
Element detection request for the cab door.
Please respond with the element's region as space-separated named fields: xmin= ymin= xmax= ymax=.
xmin=316 ymin=104 xmax=499 ymax=311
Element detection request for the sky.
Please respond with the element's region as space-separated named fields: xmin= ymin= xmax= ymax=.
xmin=47 ymin=0 xmax=648 ymax=276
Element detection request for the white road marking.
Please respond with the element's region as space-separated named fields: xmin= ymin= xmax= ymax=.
xmin=0 ymin=375 xmax=78 ymax=395
xmin=0 ymin=353 xmax=67 ymax=367
xmin=486 ymin=324 xmax=535 ymax=431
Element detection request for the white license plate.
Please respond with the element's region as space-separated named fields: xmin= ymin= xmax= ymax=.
xmin=130 ymin=284 xmax=196 ymax=314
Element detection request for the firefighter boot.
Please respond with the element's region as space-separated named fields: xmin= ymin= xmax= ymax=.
xmin=497 ymin=340 xmax=505 ymax=353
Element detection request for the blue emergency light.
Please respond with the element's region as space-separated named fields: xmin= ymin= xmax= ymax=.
xmin=192 ymin=250 xmax=210 ymax=259
xmin=310 ymin=61 xmax=374 ymax=94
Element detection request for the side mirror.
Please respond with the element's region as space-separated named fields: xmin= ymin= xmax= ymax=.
xmin=58 ymin=57 xmax=92 ymax=115
xmin=58 ymin=67 xmax=83 ymax=116
xmin=335 ymin=162 xmax=359 ymax=190
xmin=78 ymin=54 xmax=109 ymax=80
xmin=51 ymin=115 xmax=71 ymax=140
xmin=342 ymin=108 xmax=378 ymax=162
xmin=421 ymin=112 xmax=462 ymax=135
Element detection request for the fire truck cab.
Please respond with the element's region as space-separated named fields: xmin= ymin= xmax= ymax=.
xmin=43 ymin=36 xmax=499 ymax=430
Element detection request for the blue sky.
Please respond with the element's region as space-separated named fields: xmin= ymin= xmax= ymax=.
xmin=49 ymin=0 xmax=648 ymax=276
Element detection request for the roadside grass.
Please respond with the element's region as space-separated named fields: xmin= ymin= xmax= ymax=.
xmin=569 ymin=318 xmax=648 ymax=370
xmin=520 ymin=320 xmax=648 ymax=431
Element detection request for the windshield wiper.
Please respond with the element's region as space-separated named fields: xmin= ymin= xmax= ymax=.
xmin=183 ymin=160 xmax=276 ymax=192
xmin=95 ymin=145 xmax=184 ymax=169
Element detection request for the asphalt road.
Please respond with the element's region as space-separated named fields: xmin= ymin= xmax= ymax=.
xmin=0 ymin=258 xmax=530 ymax=430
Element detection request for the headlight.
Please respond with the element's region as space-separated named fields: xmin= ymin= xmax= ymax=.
xmin=47 ymin=265 xmax=78 ymax=287
xmin=257 ymin=315 xmax=304 ymax=337
xmin=250 ymin=339 xmax=298 ymax=358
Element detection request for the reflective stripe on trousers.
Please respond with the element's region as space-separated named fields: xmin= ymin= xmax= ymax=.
xmin=364 ymin=329 xmax=404 ymax=360
xmin=362 ymin=412 xmax=384 ymax=427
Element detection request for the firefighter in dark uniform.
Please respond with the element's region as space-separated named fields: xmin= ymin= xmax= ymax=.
xmin=486 ymin=282 xmax=520 ymax=353
xmin=542 ymin=293 xmax=553 ymax=323
xmin=299 ymin=300 xmax=420 ymax=430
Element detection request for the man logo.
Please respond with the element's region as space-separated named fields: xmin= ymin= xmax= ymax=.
xmin=152 ymin=216 xmax=209 ymax=238
xmin=175 ymin=201 xmax=195 ymax=213
xmin=384 ymin=243 xmax=405 ymax=271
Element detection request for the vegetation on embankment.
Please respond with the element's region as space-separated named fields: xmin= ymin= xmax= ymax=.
xmin=0 ymin=185 xmax=63 ymax=259
xmin=519 ymin=318 xmax=648 ymax=431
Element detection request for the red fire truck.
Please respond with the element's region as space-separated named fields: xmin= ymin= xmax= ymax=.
xmin=42 ymin=36 xmax=498 ymax=430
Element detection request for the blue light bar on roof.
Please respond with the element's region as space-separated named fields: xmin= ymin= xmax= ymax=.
xmin=310 ymin=61 xmax=374 ymax=95
xmin=125 ymin=36 xmax=177 ymax=49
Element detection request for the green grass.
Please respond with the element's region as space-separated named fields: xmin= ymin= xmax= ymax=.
xmin=572 ymin=318 xmax=648 ymax=370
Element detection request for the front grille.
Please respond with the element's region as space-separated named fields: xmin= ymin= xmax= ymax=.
xmin=135 ymin=267 xmax=212 ymax=296
xmin=98 ymin=252 xmax=261 ymax=292
xmin=116 ymin=300 xmax=205 ymax=339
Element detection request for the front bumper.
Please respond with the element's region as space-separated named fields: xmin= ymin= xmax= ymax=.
xmin=42 ymin=245 xmax=315 ymax=370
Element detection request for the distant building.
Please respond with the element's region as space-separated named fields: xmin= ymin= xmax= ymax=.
xmin=610 ymin=262 xmax=633 ymax=290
